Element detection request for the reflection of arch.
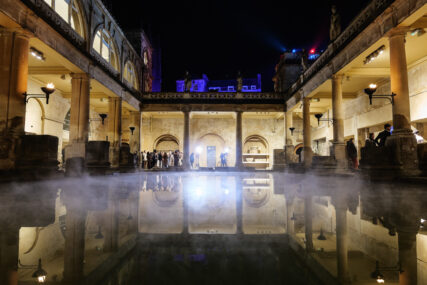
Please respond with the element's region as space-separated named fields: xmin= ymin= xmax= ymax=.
xmin=154 ymin=134 xmax=180 ymax=151
xmin=243 ymin=135 xmax=269 ymax=154
xmin=152 ymin=191 xmax=180 ymax=208
xmin=243 ymin=187 xmax=270 ymax=208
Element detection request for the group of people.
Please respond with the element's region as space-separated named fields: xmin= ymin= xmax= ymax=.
xmin=141 ymin=150 xmax=183 ymax=169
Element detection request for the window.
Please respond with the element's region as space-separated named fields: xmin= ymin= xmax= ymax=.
xmin=93 ymin=29 xmax=119 ymax=71
xmin=124 ymin=61 xmax=138 ymax=90
xmin=228 ymin=86 xmax=235 ymax=91
xmin=251 ymin=85 xmax=256 ymax=90
xmin=43 ymin=0 xmax=85 ymax=38
xmin=243 ymin=86 xmax=248 ymax=91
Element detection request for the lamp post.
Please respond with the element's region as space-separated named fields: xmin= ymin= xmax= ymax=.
xmin=24 ymin=83 xmax=55 ymax=104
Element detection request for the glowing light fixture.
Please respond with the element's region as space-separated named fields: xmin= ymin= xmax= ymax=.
xmin=224 ymin=147 xmax=230 ymax=153
xmin=196 ymin=146 xmax=203 ymax=154
xmin=371 ymin=260 xmax=403 ymax=284
xmin=309 ymin=48 xmax=316 ymax=54
xmin=30 ymin=47 xmax=45 ymax=61
xmin=24 ymin=83 xmax=55 ymax=104
xmin=410 ymin=28 xmax=425 ymax=37
xmin=364 ymin=84 xmax=396 ymax=105
xmin=364 ymin=45 xmax=386 ymax=64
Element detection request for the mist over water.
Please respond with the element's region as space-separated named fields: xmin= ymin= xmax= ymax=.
xmin=2 ymin=172 xmax=426 ymax=284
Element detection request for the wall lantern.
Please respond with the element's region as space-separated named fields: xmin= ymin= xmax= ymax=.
xmin=129 ymin=126 xmax=135 ymax=135
xmin=289 ymin=127 xmax=302 ymax=136
xmin=364 ymin=84 xmax=396 ymax=105
xmin=99 ymin=114 xmax=107 ymax=125
xmin=371 ymin=261 xmax=403 ymax=284
xmin=30 ymin=47 xmax=45 ymax=61
xmin=24 ymin=83 xmax=55 ymax=104
xmin=364 ymin=45 xmax=386 ymax=64
xmin=314 ymin=114 xmax=334 ymax=126
xmin=19 ymin=258 xmax=47 ymax=283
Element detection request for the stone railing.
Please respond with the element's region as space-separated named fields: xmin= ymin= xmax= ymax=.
xmin=141 ymin=92 xmax=285 ymax=103
xmin=285 ymin=0 xmax=396 ymax=100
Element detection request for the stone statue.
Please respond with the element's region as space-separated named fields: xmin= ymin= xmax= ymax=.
xmin=236 ymin=71 xmax=243 ymax=92
xmin=300 ymin=49 xmax=309 ymax=71
xmin=330 ymin=5 xmax=341 ymax=42
xmin=184 ymin=71 xmax=192 ymax=92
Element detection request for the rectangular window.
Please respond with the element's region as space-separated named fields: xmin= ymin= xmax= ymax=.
xmin=243 ymin=86 xmax=248 ymax=91
xmin=228 ymin=86 xmax=235 ymax=91
xmin=93 ymin=31 xmax=101 ymax=54
xmin=55 ymin=0 xmax=69 ymax=22
xmin=251 ymin=85 xmax=256 ymax=90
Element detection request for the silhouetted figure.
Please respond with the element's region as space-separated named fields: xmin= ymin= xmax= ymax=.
xmin=237 ymin=71 xmax=243 ymax=92
xmin=346 ymin=138 xmax=358 ymax=169
xmin=375 ymin=124 xmax=392 ymax=147
xmin=184 ymin=71 xmax=192 ymax=92
xmin=365 ymin=133 xmax=377 ymax=148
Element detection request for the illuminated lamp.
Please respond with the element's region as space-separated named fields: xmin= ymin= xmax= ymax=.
xmin=32 ymin=259 xmax=48 ymax=283
xmin=24 ymin=83 xmax=55 ymax=104
xmin=364 ymin=84 xmax=396 ymax=105
xmin=309 ymin=48 xmax=316 ymax=54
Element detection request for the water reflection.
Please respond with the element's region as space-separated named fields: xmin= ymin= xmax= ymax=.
xmin=0 ymin=173 xmax=426 ymax=284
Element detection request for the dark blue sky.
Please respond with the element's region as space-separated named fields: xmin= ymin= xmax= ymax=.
xmin=109 ymin=0 xmax=371 ymax=91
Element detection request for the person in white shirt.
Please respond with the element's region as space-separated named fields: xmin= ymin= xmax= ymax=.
xmin=414 ymin=131 xmax=425 ymax=143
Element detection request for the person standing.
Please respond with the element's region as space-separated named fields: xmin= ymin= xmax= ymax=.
xmin=142 ymin=151 xmax=147 ymax=169
xmin=190 ymin=153 xmax=195 ymax=169
xmin=158 ymin=152 xmax=163 ymax=168
xmin=147 ymin=152 xmax=152 ymax=169
xmin=173 ymin=151 xmax=179 ymax=167
xmin=346 ymin=138 xmax=358 ymax=169
xmin=365 ymin=133 xmax=377 ymax=148
xmin=375 ymin=124 xmax=391 ymax=147
xmin=153 ymin=150 xmax=158 ymax=168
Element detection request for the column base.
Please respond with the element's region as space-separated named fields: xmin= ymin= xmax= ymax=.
xmin=109 ymin=146 xmax=120 ymax=168
xmin=332 ymin=142 xmax=348 ymax=169
xmin=302 ymin=147 xmax=313 ymax=168
xmin=284 ymin=145 xmax=297 ymax=165
xmin=386 ymin=128 xmax=420 ymax=177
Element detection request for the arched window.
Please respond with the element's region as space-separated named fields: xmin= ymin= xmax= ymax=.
xmin=93 ymin=29 xmax=119 ymax=71
xmin=43 ymin=0 xmax=85 ymax=38
xmin=124 ymin=61 xmax=138 ymax=90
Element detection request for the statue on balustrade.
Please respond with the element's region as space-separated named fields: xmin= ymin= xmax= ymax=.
xmin=330 ymin=5 xmax=341 ymax=42
xmin=237 ymin=71 xmax=243 ymax=92
xmin=184 ymin=71 xmax=192 ymax=92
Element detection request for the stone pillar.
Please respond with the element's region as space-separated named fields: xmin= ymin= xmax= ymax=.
xmin=63 ymin=199 xmax=87 ymax=282
xmin=0 ymin=28 xmax=30 ymax=170
xmin=103 ymin=191 xmax=119 ymax=252
xmin=285 ymin=111 xmax=295 ymax=164
xmin=397 ymin=230 xmax=418 ymax=285
xmin=302 ymin=98 xmax=313 ymax=168
xmin=335 ymin=204 xmax=350 ymax=284
xmin=129 ymin=111 xmax=141 ymax=162
xmin=183 ymin=110 xmax=191 ymax=169
xmin=236 ymin=179 xmax=243 ymax=235
xmin=331 ymin=74 xmax=347 ymax=168
xmin=108 ymin=97 xmax=122 ymax=168
xmin=235 ymin=111 xmax=243 ymax=169
xmin=387 ymin=28 xmax=419 ymax=176
xmin=286 ymin=196 xmax=295 ymax=235
xmin=304 ymin=195 xmax=313 ymax=252
xmin=0 ymin=228 xmax=19 ymax=285
xmin=65 ymin=74 xmax=90 ymax=173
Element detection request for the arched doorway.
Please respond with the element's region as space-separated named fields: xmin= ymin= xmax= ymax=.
xmin=154 ymin=135 xmax=180 ymax=152
xmin=196 ymin=133 xmax=227 ymax=168
xmin=243 ymin=135 xmax=270 ymax=169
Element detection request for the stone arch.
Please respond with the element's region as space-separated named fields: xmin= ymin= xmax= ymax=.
xmin=195 ymin=133 xmax=227 ymax=168
xmin=243 ymin=134 xmax=269 ymax=154
xmin=153 ymin=134 xmax=180 ymax=152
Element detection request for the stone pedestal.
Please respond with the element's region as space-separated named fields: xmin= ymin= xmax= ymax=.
xmin=108 ymin=98 xmax=122 ymax=168
xmin=0 ymin=28 xmax=30 ymax=170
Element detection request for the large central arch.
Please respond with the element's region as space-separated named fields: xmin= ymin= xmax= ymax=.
xmin=243 ymin=135 xmax=269 ymax=154
xmin=195 ymin=133 xmax=227 ymax=168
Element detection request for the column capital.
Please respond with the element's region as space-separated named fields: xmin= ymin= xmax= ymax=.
xmin=387 ymin=27 xmax=410 ymax=38
xmin=332 ymin=74 xmax=344 ymax=82
xmin=70 ymin=73 xmax=90 ymax=80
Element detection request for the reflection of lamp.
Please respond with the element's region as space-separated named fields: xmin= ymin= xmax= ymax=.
xmin=24 ymin=83 xmax=55 ymax=104
xmin=99 ymin=114 xmax=107 ymax=125
xmin=32 ymin=259 xmax=48 ymax=283
xmin=19 ymin=258 xmax=48 ymax=283
xmin=370 ymin=261 xmax=402 ymax=284
xmin=129 ymin=126 xmax=135 ymax=135
xmin=364 ymin=84 xmax=396 ymax=105
xmin=290 ymin=212 xmax=297 ymax=221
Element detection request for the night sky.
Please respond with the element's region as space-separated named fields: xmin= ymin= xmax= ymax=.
xmin=109 ymin=0 xmax=371 ymax=91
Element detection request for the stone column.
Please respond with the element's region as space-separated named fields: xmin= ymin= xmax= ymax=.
xmin=286 ymin=196 xmax=295 ymax=235
xmin=0 ymin=228 xmax=19 ymax=285
xmin=108 ymin=97 xmax=122 ymax=168
xmin=103 ymin=191 xmax=119 ymax=252
xmin=387 ymin=28 xmax=419 ymax=176
xmin=331 ymin=74 xmax=347 ymax=168
xmin=285 ymin=111 xmax=295 ymax=164
xmin=235 ymin=111 xmax=243 ymax=169
xmin=183 ymin=110 xmax=191 ymax=169
xmin=0 ymin=28 xmax=30 ymax=170
xmin=236 ymin=179 xmax=243 ymax=235
xmin=335 ymin=204 xmax=350 ymax=284
xmin=397 ymin=231 xmax=417 ymax=285
xmin=304 ymin=195 xmax=314 ymax=252
xmin=63 ymin=197 xmax=87 ymax=282
xmin=302 ymin=98 xmax=313 ymax=168
xmin=65 ymin=73 xmax=90 ymax=173
xmin=129 ymin=111 xmax=141 ymax=163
